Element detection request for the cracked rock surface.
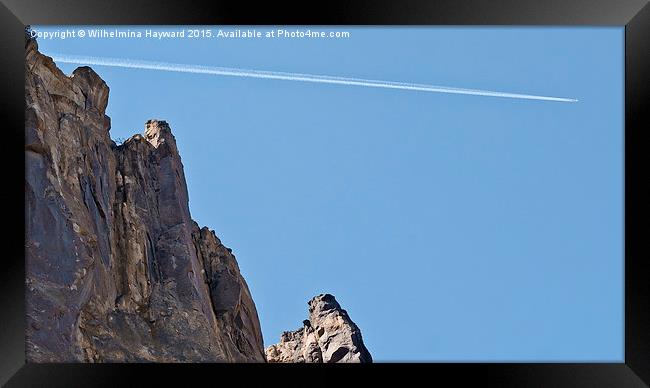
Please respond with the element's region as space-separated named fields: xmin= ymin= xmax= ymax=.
xmin=25 ymin=36 xmax=264 ymax=362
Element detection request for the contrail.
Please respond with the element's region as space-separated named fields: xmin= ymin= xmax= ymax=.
xmin=50 ymin=53 xmax=578 ymax=103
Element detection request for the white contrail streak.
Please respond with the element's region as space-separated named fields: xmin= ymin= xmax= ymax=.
xmin=50 ymin=53 xmax=578 ymax=103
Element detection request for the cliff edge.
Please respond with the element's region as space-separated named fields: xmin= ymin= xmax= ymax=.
xmin=25 ymin=36 xmax=264 ymax=362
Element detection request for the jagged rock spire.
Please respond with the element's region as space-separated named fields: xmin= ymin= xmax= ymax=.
xmin=266 ymin=294 xmax=372 ymax=363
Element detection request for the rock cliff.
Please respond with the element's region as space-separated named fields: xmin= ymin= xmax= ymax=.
xmin=266 ymin=294 xmax=372 ymax=363
xmin=25 ymin=36 xmax=264 ymax=362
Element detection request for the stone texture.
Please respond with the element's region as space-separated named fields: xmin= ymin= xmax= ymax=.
xmin=265 ymin=294 xmax=372 ymax=363
xmin=25 ymin=36 xmax=264 ymax=362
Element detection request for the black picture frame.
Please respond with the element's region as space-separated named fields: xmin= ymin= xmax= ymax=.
xmin=1 ymin=1 xmax=648 ymax=386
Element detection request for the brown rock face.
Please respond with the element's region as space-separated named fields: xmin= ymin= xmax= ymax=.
xmin=25 ymin=37 xmax=264 ymax=362
xmin=265 ymin=294 xmax=372 ymax=363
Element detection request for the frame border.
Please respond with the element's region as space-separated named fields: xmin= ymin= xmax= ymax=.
xmin=1 ymin=1 xmax=648 ymax=386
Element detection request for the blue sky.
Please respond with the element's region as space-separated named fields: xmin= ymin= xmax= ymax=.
xmin=33 ymin=26 xmax=624 ymax=361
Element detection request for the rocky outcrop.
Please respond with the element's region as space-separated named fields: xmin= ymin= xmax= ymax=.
xmin=265 ymin=294 xmax=372 ymax=363
xmin=25 ymin=36 xmax=264 ymax=362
